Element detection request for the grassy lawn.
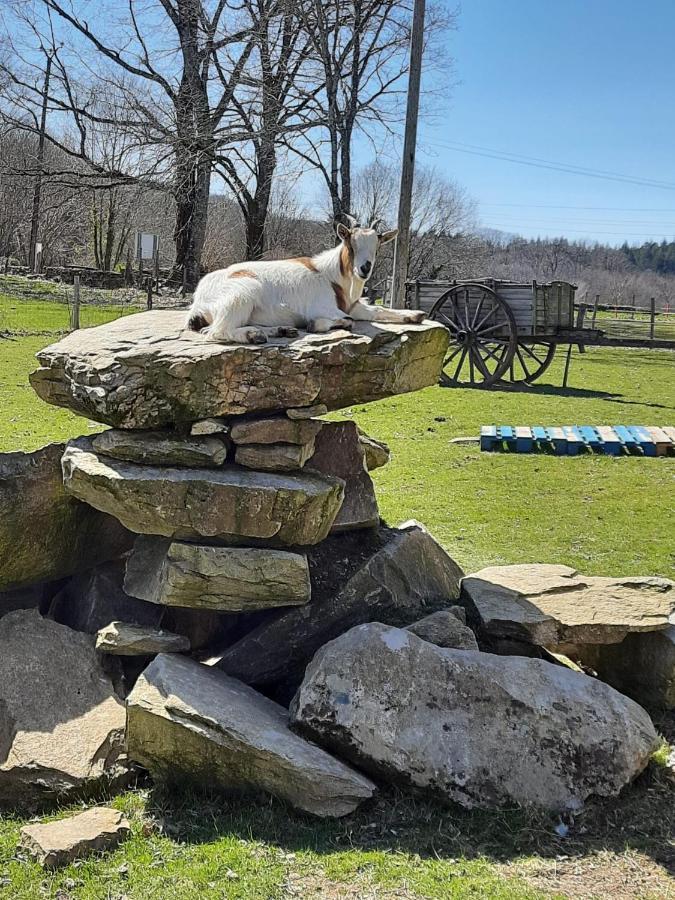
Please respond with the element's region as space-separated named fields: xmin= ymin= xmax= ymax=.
xmin=0 ymin=297 xmax=674 ymax=898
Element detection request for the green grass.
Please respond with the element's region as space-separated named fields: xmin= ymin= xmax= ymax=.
xmin=0 ymin=293 xmax=137 ymax=336
xmin=0 ymin=297 xmax=674 ymax=898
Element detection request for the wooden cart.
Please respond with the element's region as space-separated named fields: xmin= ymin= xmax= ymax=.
xmin=406 ymin=278 xmax=592 ymax=387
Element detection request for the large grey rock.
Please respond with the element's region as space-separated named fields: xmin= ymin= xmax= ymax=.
xmin=0 ymin=610 xmax=128 ymax=808
xmin=231 ymin=416 xmax=323 ymax=446
xmin=291 ymin=622 xmax=659 ymax=813
xmin=125 ymin=537 xmax=311 ymax=611
xmin=306 ymin=420 xmax=379 ymax=531
xmin=406 ymin=609 xmax=478 ymax=650
xmin=0 ymin=442 xmax=132 ymax=591
xmin=571 ymin=627 xmax=675 ymax=710
xmin=126 ymin=654 xmax=375 ymax=817
xmin=96 ymin=621 xmax=190 ymax=655
xmin=93 ymin=429 xmax=229 ymax=467
xmin=235 ymin=441 xmax=316 ymax=472
xmin=357 ymin=429 xmax=390 ymax=471
xmin=30 ymin=312 xmax=449 ymax=428
xmin=462 ymin=564 xmax=675 ymax=647
xmin=213 ymin=521 xmax=464 ymax=695
xmin=20 ymin=807 xmax=130 ymax=869
xmin=62 ymin=438 xmax=344 ymax=546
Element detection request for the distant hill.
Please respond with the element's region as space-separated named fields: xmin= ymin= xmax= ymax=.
xmin=621 ymin=240 xmax=675 ymax=275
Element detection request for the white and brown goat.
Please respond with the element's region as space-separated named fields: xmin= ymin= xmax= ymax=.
xmin=186 ymin=219 xmax=425 ymax=343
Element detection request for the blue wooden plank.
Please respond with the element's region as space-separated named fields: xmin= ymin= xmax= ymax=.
xmin=515 ymin=426 xmax=533 ymax=453
xmin=596 ymin=426 xmax=622 ymax=456
xmin=579 ymin=425 xmax=601 ymax=450
xmin=532 ymin=426 xmax=548 ymax=449
xmin=480 ymin=425 xmax=498 ymax=451
xmin=498 ymin=425 xmax=516 ymax=450
xmin=628 ymin=426 xmax=656 ymax=456
xmin=562 ymin=426 xmax=582 ymax=455
xmin=614 ymin=425 xmax=638 ymax=450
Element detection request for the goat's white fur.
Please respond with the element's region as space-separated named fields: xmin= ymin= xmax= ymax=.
xmin=186 ymin=224 xmax=425 ymax=343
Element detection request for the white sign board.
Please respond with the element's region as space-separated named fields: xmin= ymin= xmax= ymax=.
xmin=136 ymin=232 xmax=159 ymax=261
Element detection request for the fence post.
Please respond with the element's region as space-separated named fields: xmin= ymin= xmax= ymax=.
xmin=146 ymin=275 xmax=153 ymax=310
xmin=649 ymin=297 xmax=655 ymax=341
xmin=591 ymin=294 xmax=599 ymax=329
xmin=70 ymin=275 xmax=80 ymax=330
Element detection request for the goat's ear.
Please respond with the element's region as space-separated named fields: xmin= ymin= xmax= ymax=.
xmin=378 ymin=228 xmax=398 ymax=245
xmin=336 ymin=222 xmax=351 ymax=242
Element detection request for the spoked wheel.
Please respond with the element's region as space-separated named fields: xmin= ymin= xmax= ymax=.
xmin=430 ymin=283 xmax=518 ymax=387
xmin=502 ymin=341 xmax=557 ymax=384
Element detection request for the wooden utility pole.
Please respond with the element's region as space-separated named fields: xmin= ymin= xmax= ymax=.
xmin=29 ymin=52 xmax=53 ymax=273
xmin=391 ymin=0 xmax=425 ymax=309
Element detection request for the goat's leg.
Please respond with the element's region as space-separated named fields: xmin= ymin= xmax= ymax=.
xmin=306 ymin=317 xmax=353 ymax=333
xmin=201 ymin=291 xmax=268 ymax=344
xmin=349 ymin=300 xmax=426 ymax=324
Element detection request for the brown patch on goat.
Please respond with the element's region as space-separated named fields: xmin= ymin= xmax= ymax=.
xmin=332 ymin=281 xmax=351 ymax=313
xmin=339 ymin=240 xmax=353 ymax=278
xmin=187 ymin=313 xmax=209 ymax=332
xmin=229 ymin=269 xmax=258 ymax=279
xmin=290 ymin=257 xmax=319 ymax=272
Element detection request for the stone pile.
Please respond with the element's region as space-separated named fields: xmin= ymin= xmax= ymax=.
xmin=0 ymin=309 xmax=667 ymax=850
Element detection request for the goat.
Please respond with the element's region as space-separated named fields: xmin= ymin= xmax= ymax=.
xmin=185 ymin=218 xmax=426 ymax=343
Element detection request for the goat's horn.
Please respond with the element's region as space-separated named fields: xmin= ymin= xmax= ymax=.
xmin=344 ymin=213 xmax=359 ymax=228
xmin=370 ymin=217 xmax=383 ymax=231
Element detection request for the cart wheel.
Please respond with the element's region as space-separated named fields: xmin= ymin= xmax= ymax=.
xmin=430 ymin=283 xmax=518 ymax=387
xmin=502 ymin=341 xmax=556 ymax=384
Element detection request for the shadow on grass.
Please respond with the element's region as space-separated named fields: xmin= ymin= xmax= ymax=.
xmin=145 ymin=732 xmax=675 ymax=877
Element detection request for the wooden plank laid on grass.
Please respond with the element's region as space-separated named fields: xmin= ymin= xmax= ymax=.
xmin=628 ymin=426 xmax=657 ymax=456
xmin=515 ymin=426 xmax=533 ymax=452
xmin=546 ymin=426 xmax=567 ymax=455
xmin=596 ymin=426 xmax=623 ymax=456
xmin=646 ymin=426 xmax=672 ymax=456
xmin=480 ymin=425 xmax=498 ymax=451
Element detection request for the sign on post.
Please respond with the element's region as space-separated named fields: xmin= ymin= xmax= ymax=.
xmin=136 ymin=232 xmax=159 ymax=261
xmin=33 ymin=242 xmax=43 ymax=274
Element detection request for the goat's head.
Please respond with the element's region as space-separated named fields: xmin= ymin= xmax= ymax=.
xmin=336 ymin=216 xmax=398 ymax=281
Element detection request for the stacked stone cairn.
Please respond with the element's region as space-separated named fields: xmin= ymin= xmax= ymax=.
xmin=0 ymin=309 xmax=670 ymax=863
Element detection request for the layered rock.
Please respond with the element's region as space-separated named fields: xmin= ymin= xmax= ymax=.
xmin=126 ymin=654 xmax=375 ymax=817
xmin=231 ymin=416 xmax=323 ymax=446
xmin=96 ymin=621 xmax=191 ymax=655
xmin=306 ymin=420 xmax=379 ymax=531
xmin=125 ymin=536 xmax=311 ymax=611
xmin=0 ymin=443 xmax=132 ymax=591
xmin=234 ymin=441 xmax=316 ymax=472
xmin=93 ymin=429 xmax=229 ymax=467
xmin=62 ymin=438 xmax=344 ymax=546
xmin=20 ymin=808 xmax=130 ymax=868
xmin=213 ymin=521 xmax=464 ymax=695
xmin=0 ymin=610 xmax=128 ymax=808
xmin=30 ymin=312 xmax=449 ymax=429
xmin=357 ymin=429 xmax=391 ymax=471
xmin=462 ymin=564 xmax=675 ymax=647
xmin=291 ymin=622 xmax=659 ymax=813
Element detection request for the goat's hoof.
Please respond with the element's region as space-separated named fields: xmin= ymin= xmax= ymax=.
xmin=246 ymin=328 xmax=268 ymax=344
xmin=403 ymin=312 xmax=426 ymax=324
xmin=277 ymin=326 xmax=299 ymax=338
xmin=336 ymin=318 xmax=353 ymax=331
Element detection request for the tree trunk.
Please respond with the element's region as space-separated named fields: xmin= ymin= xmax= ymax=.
xmin=171 ymin=153 xmax=211 ymax=289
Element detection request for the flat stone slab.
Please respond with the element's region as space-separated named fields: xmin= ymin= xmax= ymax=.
xmin=30 ymin=311 xmax=449 ymax=428
xmin=231 ymin=416 xmax=323 ymax=445
xmin=462 ymin=564 xmax=675 ymax=647
xmin=291 ymin=623 xmax=659 ymax=813
xmin=96 ymin=621 xmax=190 ymax=655
xmin=0 ymin=442 xmax=132 ymax=592
xmin=235 ymin=441 xmax=316 ymax=472
xmin=20 ymin=807 xmax=130 ymax=868
xmin=125 ymin=537 xmax=311 ymax=611
xmin=93 ymin=429 xmax=229 ymax=467
xmin=62 ymin=438 xmax=344 ymax=546
xmin=0 ymin=610 xmax=128 ymax=809
xmin=126 ymin=654 xmax=375 ymax=817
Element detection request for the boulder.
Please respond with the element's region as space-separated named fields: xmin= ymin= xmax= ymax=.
xmin=20 ymin=807 xmax=130 ymax=868
xmin=126 ymin=654 xmax=375 ymax=817
xmin=462 ymin=564 xmax=675 ymax=647
xmin=48 ymin=559 xmax=164 ymax=634
xmin=0 ymin=442 xmax=132 ymax=591
xmin=190 ymin=417 xmax=230 ymax=436
xmin=213 ymin=521 xmax=464 ymax=696
xmin=96 ymin=621 xmax=190 ymax=655
xmin=30 ymin=312 xmax=449 ymax=428
xmin=235 ymin=441 xmax=316 ymax=472
xmin=62 ymin=438 xmax=344 ymax=546
xmin=306 ymin=421 xmax=379 ymax=531
xmin=93 ymin=429 xmax=229 ymax=467
xmin=290 ymin=622 xmax=659 ymax=813
xmin=357 ymin=429 xmax=390 ymax=471
xmin=406 ymin=609 xmax=478 ymax=650
xmin=0 ymin=610 xmax=128 ymax=809
xmin=286 ymin=404 xmax=328 ymax=420
xmin=125 ymin=536 xmax=311 ymax=611
xmin=571 ymin=627 xmax=675 ymax=710
xmin=231 ymin=416 xmax=323 ymax=446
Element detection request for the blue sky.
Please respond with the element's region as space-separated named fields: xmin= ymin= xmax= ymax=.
xmin=397 ymin=0 xmax=675 ymax=245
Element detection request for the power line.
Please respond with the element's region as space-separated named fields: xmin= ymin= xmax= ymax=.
xmin=480 ymin=203 xmax=675 ymax=212
xmin=426 ymin=138 xmax=675 ymax=191
xmin=481 ymin=224 xmax=675 ymax=237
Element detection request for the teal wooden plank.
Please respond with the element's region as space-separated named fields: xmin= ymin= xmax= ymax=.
xmin=614 ymin=425 xmax=638 ymax=450
xmin=498 ymin=425 xmax=516 ymax=450
xmin=545 ymin=426 xmax=567 ymax=454
xmin=628 ymin=426 xmax=656 ymax=456
xmin=579 ymin=425 xmax=601 ymax=450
